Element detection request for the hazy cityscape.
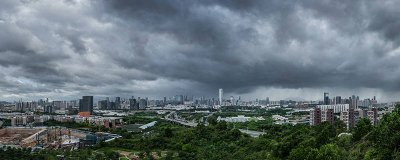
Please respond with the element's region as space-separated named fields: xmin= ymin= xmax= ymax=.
xmin=0 ymin=89 xmax=397 ymax=159
xmin=2 ymin=0 xmax=400 ymax=159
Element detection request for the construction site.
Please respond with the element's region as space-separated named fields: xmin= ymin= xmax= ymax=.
xmin=0 ymin=127 xmax=95 ymax=149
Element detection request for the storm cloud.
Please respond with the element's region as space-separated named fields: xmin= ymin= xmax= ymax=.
xmin=1 ymin=0 xmax=400 ymax=101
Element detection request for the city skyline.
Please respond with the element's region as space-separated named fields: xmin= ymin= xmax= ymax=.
xmin=1 ymin=90 xmax=381 ymax=105
xmin=0 ymin=87 xmax=393 ymax=103
xmin=1 ymin=1 xmax=400 ymax=102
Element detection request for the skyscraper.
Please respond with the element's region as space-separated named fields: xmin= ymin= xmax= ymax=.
xmin=115 ymin=97 xmax=121 ymax=109
xmin=219 ymin=88 xmax=223 ymax=105
xmin=99 ymin=100 xmax=108 ymax=110
xmin=79 ymin=96 xmax=93 ymax=115
xmin=106 ymin=97 xmax=110 ymax=110
xmin=139 ymin=99 xmax=147 ymax=109
xmin=350 ymin=95 xmax=358 ymax=109
xmin=324 ymin=92 xmax=329 ymax=105
xmin=335 ymin=96 xmax=341 ymax=104
xmin=129 ymin=97 xmax=137 ymax=110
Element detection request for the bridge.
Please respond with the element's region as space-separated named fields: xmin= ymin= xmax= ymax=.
xmin=163 ymin=111 xmax=266 ymax=137
xmin=163 ymin=111 xmax=198 ymax=127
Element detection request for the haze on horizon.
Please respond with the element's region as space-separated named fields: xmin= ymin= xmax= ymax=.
xmin=1 ymin=0 xmax=400 ymax=102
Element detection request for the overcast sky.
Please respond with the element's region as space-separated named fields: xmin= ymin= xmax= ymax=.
xmin=1 ymin=0 xmax=400 ymax=102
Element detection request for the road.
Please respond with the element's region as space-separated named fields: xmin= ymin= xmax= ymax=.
xmin=164 ymin=111 xmax=198 ymax=127
xmin=164 ymin=112 xmax=264 ymax=138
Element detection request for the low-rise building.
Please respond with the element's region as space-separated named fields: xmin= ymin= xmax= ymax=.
xmin=217 ymin=115 xmax=264 ymax=123
xmin=11 ymin=116 xmax=35 ymax=126
xmin=272 ymin=115 xmax=288 ymax=121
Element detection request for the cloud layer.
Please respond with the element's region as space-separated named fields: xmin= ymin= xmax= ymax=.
xmin=1 ymin=0 xmax=400 ymax=101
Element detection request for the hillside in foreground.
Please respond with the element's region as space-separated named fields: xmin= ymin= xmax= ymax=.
xmin=2 ymin=105 xmax=400 ymax=159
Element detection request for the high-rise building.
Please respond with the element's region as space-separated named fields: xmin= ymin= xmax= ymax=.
xmin=324 ymin=92 xmax=329 ymax=105
xmin=44 ymin=105 xmax=53 ymax=113
xmin=367 ymin=108 xmax=378 ymax=125
xmin=99 ymin=100 xmax=108 ymax=110
xmin=115 ymin=97 xmax=121 ymax=109
xmin=129 ymin=98 xmax=137 ymax=110
xmin=176 ymin=96 xmax=183 ymax=104
xmin=79 ymin=96 xmax=93 ymax=115
xmin=335 ymin=96 xmax=341 ymax=104
xmin=340 ymin=109 xmax=355 ymax=130
xmin=139 ymin=99 xmax=147 ymax=109
xmin=310 ymin=108 xmax=321 ymax=125
xmin=219 ymin=88 xmax=223 ymax=105
xmin=310 ymin=108 xmax=334 ymax=126
xmin=354 ymin=108 xmax=378 ymax=126
xmin=230 ymin=96 xmax=234 ymax=105
xmin=371 ymin=96 xmax=377 ymax=107
xmin=350 ymin=95 xmax=358 ymax=109
xmin=321 ymin=109 xmax=334 ymax=124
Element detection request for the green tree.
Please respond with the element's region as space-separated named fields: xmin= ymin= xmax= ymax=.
xmin=314 ymin=122 xmax=336 ymax=147
xmin=104 ymin=150 xmax=120 ymax=160
xmin=317 ymin=144 xmax=346 ymax=160
xmin=352 ymin=118 xmax=372 ymax=141
xmin=333 ymin=120 xmax=347 ymax=135
xmin=289 ymin=146 xmax=319 ymax=160
xmin=163 ymin=127 xmax=173 ymax=138
xmin=208 ymin=116 xmax=218 ymax=126
xmin=216 ymin=121 xmax=228 ymax=131
xmin=369 ymin=104 xmax=400 ymax=159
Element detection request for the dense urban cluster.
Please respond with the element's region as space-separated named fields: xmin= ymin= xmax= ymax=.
xmin=0 ymin=89 xmax=398 ymax=159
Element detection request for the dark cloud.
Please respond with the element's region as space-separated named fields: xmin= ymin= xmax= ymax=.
xmin=1 ymin=0 xmax=400 ymax=101
xmin=102 ymin=0 xmax=400 ymax=91
xmin=58 ymin=30 xmax=88 ymax=55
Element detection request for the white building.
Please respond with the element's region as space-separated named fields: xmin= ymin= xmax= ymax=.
xmin=272 ymin=115 xmax=288 ymax=121
xmin=139 ymin=121 xmax=157 ymax=130
xmin=217 ymin=115 xmax=264 ymax=123
xmin=317 ymin=104 xmax=349 ymax=113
